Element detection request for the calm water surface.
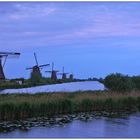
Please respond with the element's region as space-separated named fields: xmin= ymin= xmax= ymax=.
xmin=0 ymin=81 xmax=104 ymax=94
xmin=1 ymin=113 xmax=140 ymax=138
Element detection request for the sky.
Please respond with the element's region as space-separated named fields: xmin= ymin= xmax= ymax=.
xmin=1 ymin=2 xmax=140 ymax=79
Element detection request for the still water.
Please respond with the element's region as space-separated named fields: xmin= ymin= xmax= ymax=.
xmin=0 ymin=81 xmax=105 ymax=94
xmin=1 ymin=113 xmax=140 ymax=138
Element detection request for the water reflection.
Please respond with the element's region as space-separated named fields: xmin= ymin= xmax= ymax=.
xmin=105 ymin=117 xmax=129 ymax=126
xmin=0 ymin=81 xmax=105 ymax=94
xmin=1 ymin=113 xmax=140 ymax=138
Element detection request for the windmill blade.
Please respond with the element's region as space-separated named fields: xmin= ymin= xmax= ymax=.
xmin=64 ymin=73 xmax=69 ymax=75
xmin=3 ymin=55 xmax=8 ymax=68
xmin=0 ymin=54 xmax=20 ymax=59
xmin=0 ymin=52 xmax=20 ymax=68
xmin=52 ymin=62 xmax=54 ymax=71
xmin=0 ymin=52 xmax=20 ymax=55
xmin=0 ymin=52 xmax=20 ymax=58
xmin=39 ymin=64 xmax=50 ymax=68
xmin=0 ymin=54 xmax=8 ymax=57
xmin=62 ymin=67 xmax=68 ymax=74
xmin=39 ymin=67 xmax=43 ymax=70
xmin=45 ymin=71 xmax=52 ymax=73
xmin=34 ymin=52 xmax=39 ymax=66
xmin=57 ymin=73 xmax=63 ymax=75
xmin=63 ymin=66 xmax=64 ymax=73
xmin=26 ymin=67 xmax=33 ymax=70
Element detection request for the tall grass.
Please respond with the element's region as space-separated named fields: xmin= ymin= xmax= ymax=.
xmin=0 ymin=91 xmax=140 ymax=121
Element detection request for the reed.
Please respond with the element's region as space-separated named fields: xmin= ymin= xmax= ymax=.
xmin=0 ymin=91 xmax=140 ymax=121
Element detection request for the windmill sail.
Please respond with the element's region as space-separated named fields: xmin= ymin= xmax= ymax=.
xmin=39 ymin=64 xmax=50 ymax=67
xmin=0 ymin=52 xmax=20 ymax=55
xmin=34 ymin=53 xmax=39 ymax=66
xmin=0 ymin=51 xmax=20 ymax=80
xmin=0 ymin=52 xmax=20 ymax=58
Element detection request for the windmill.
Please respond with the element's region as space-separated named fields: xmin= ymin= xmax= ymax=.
xmin=0 ymin=52 xmax=20 ymax=80
xmin=69 ymin=72 xmax=74 ymax=80
xmin=45 ymin=62 xmax=59 ymax=80
xmin=69 ymin=74 xmax=74 ymax=80
xmin=26 ymin=53 xmax=49 ymax=78
xmin=58 ymin=66 xmax=69 ymax=80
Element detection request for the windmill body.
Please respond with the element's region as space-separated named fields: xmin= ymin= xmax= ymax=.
xmin=58 ymin=67 xmax=68 ymax=80
xmin=46 ymin=62 xmax=58 ymax=80
xmin=32 ymin=65 xmax=42 ymax=77
xmin=62 ymin=73 xmax=67 ymax=80
xmin=51 ymin=70 xmax=58 ymax=80
xmin=46 ymin=70 xmax=58 ymax=80
xmin=27 ymin=65 xmax=42 ymax=78
xmin=69 ymin=74 xmax=74 ymax=80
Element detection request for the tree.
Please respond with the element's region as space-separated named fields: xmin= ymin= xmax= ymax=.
xmin=104 ymin=73 xmax=134 ymax=92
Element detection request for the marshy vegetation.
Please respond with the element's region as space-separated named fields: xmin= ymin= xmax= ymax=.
xmin=1 ymin=73 xmax=140 ymax=121
xmin=0 ymin=91 xmax=140 ymax=121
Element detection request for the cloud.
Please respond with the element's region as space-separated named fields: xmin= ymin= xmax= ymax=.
xmin=0 ymin=2 xmax=56 ymax=20
xmin=1 ymin=2 xmax=140 ymax=50
xmin=22 ymin=31 xmax=43 ymax=36
xmin=8 ymin=7 xmax=56 ymax=20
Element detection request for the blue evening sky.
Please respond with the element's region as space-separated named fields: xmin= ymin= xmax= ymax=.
xmin=1 ymin=2 xmax=140 ymax=79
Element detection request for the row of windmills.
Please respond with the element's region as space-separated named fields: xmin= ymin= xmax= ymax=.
xmin=46 ymin=62 xmax=73 ymax=80
xmin=47 ymin=64 xmax=74 ymax=80
xmin=0 ymin=52 xmax=74 ymax=82
xmin=26 ymin=53 xmax=74 ymax=80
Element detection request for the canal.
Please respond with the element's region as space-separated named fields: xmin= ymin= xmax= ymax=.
xmin=1 ymin=112 xmax=140 ymax=138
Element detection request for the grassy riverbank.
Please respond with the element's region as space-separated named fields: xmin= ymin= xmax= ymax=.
xmin=0 ymin=91 xmax=140 ymax=121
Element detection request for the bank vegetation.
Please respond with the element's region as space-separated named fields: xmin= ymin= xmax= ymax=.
xmin=0 ymin=91 xmax=140 ymax=121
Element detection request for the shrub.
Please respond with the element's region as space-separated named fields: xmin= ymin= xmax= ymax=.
xmin=132 ymin=76 xmax=140 ymax=90
xmin=137 ymin=97 xmax=140 ymax=111
xmin=104 ymin=73 xmax=134 ymax=92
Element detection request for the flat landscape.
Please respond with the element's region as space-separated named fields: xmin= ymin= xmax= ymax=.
xmin=1 ymin=1 xmax=140 ymax=138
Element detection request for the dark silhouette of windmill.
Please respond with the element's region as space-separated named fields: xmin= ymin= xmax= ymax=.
xmin=58 ymin=66 xmax=69 ymax=80
xmin=69 ymin=72 xmax=74 ymax=80
xmin=45 ymin=62 xmax=59 ymax=80
xmin=26 ymin=53 xmax=49 ymax=78
xmin=0 ymin=52 xmax=20 ymax=80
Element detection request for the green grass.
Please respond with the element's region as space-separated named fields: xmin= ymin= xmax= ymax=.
xmin=0 ymin=91 xmax=140 ymax=121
